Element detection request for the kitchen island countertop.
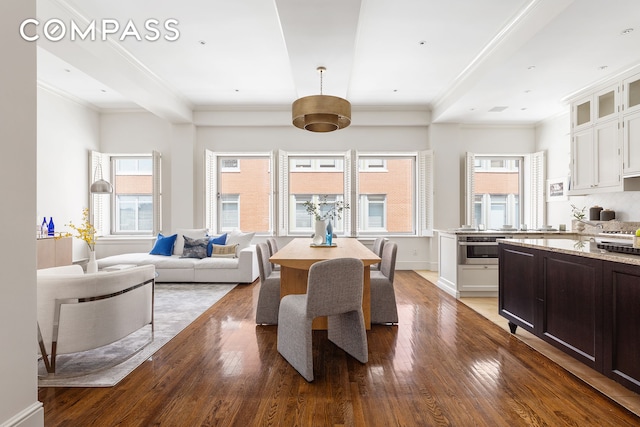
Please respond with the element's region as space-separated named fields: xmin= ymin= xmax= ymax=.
xmin=499 ymin=238 xmax=640 ymax=267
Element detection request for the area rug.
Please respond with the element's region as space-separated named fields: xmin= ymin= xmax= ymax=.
xmin=38 ymin=283 xmax=236 ymax=388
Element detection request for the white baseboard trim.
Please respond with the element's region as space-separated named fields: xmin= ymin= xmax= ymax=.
xmin=397 ymin=261 xmax=437 ymax=271
xmin=1 ymin=402 xmax=43 ymax=427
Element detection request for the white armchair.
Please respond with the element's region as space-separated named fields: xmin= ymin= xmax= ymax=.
xmin=37 ymin=264 xmax=156 ymax=374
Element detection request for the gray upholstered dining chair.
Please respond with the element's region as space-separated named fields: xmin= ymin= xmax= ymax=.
xmin=370 ymin=241 xmax=398 ymax=324
xmin=266 ymin=237 xmax=280 ymax=271
xmin=371 ymin=237 xmax=387 ymax=271
xmin=277 ymin=258 xmax=368 ymax=382
xmin=255 ymin=242 xmax=281 ymax=325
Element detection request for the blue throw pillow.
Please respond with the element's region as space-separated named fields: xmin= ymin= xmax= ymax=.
xmin=149 ymin=233 xmax=178 ymax=256
xmin=207 ymin=233 xmax=228 ymax=257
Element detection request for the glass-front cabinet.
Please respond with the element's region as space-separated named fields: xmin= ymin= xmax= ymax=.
xmin=623 ymin=73 xmax=640 ymax=114
xmin=595 ymin=86 xmax=618 ymax=122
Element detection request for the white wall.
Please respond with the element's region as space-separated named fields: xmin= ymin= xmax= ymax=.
xmin=535 ymin=113 xmax=573 ymax=227
xmin=431 ymin=123 xmax=537 ymax=230
xmin=37 ymin=88 xmax=100 ymax=260
xmin=1 ymin=0 xmax=43 ymax=425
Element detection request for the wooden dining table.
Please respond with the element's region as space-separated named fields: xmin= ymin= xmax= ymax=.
xmin=270 ymin=238 xmax=381 ymax=329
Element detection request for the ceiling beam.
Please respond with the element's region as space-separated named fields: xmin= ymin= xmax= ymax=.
xmin=36 ymin=0 xmax=193 ymax=123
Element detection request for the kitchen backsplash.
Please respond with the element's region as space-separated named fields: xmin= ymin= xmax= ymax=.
xmin=579 ymin=193 xmax=640 ymax=222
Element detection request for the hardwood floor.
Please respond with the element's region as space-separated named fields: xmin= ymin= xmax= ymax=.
xmin=39 ymin=271 xmax=640 ymax=426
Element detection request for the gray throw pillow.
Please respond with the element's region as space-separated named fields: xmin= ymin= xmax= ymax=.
xmin=180 ymin=235 xmax=209 ymax=259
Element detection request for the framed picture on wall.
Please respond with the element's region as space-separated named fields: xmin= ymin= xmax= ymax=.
xmin=547 ymin=176 xmax=568 ymax=201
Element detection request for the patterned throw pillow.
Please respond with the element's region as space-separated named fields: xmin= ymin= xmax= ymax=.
xmin=207 ymin=233 xmax=228 ymax=257
xmin=180 ymin=235 xmax=209 ymax=259
xmin=210 ymin=243 xmax=239 ymax=258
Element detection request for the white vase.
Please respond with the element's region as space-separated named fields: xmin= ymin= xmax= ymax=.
xmin=87 ymin=250 xmax=98 ymax=274
xmin=313 ymin=220 xmax=327 ymax=245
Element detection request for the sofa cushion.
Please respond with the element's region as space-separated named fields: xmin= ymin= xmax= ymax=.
xmin=226 ymin=230 xmax=255 ymax=255
xmin=181 ymin=236 xmax=209 ymax=259
xmin=211 ymin=243 xmax=238 ymax=258
xmin=207 ymin=233 xmax=228 ymax=256
xmin=173 ymin=228 xmax=208 ymax=255
xmin=149 ymin=233 xmax=178 ymax=256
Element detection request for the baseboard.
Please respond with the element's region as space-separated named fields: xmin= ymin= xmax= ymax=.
xmin=397 ymin=260 xmax=436 ymax=271
xmin=1 ymin=402 xmax=43 ymax=427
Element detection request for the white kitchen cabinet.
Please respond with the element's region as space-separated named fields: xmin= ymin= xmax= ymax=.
xmin=570 ymin=119 xmax=621 ymax=194
xmin=623 ymin=73 xmax=640 ymax=115
xmin=623 ymin=110 xmax=640 ymax=177
xmin=458 ymin=265 xmax=498 ymax=296
xmin=572 ymin=95 xmax=593 ymax=131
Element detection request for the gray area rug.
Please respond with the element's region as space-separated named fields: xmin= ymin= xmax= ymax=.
xmin=38 ymin=283 xmax=236 ymax=388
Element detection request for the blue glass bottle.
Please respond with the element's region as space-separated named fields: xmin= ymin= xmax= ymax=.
xmin=47 ymin=217 xmax=55 ymax=236
xmin=326 ymin=220 xmax=333 ymax=246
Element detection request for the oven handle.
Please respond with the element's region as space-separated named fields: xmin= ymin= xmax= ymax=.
xmin=458 ymin=242 xmax=498 ymax=246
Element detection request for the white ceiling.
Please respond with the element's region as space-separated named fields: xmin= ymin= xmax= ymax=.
xmin=34 ymin=0 xmax=640 ymax=125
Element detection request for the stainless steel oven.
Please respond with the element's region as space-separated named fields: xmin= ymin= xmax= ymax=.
xmin=458 ymin=235 xmax=504 ymax=264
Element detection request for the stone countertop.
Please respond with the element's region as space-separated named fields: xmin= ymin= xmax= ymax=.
xmin=437 ymin=229 xmax=578 ymax=236
xmin=499 ymin=238 xmax=640 ymax=267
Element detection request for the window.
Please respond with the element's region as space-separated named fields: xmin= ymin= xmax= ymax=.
xmin=360 ymin=195 xmax=386 ymax=230
xmin=204 ymin=150 xmax=434 ymax=237
xmin=90 ymin=150 xmax=161 ymax=236
xmin=205 ymin=151 xmax=273 ymax=234
xmin=221 ymin=194 xmax=240 ymax=230
xmin=357 ymin=155 xmax=414 ymax=235
xmin=286 ymin=155 xmax=347 ymax=234
xmin=279 ymin=150 xmax=433 ymax=237
xmin=465 ymin=152 xmax=545 ymax=229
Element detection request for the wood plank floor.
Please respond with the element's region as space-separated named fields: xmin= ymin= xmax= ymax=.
xmin=39 ymin=271 xmax=640 ymax=426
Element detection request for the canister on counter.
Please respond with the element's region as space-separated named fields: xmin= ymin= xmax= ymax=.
xmin=589 ymin=205 xmax=603 ymax=221
xmin=600 ymin=209 xmax=615 ymax=221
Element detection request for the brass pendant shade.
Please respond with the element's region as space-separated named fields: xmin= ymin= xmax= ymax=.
xmin=292 ymin=95 xmax=351 ymax=132
xmin=292 ymin=67 xmax=351 ymax=132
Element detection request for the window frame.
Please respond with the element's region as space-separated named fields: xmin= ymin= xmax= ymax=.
xmin=465 ymin=151 xmax=545 ymax=230
xmin=89 ymin=150 xmax=161 ymax=237
xmin=205 ymin=150 xmax=275 ymax=235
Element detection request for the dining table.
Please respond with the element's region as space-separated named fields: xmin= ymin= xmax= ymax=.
xmin=269 ymin=237 xmax=381 ymax=329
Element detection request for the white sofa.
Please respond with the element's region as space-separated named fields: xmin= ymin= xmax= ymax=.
xmin=37 ymin=264 xmax=156 ymax=374
xmin=97 ymin=245 xmax=259 ymax=283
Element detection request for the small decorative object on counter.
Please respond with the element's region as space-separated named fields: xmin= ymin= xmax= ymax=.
xmin=635 ymin=229 xmax=640 ymax=249
xmin=325 ymin=220 xmax=333 ymax=246
xmin=47 ymin=217 xmax=55 ymax=236
xmin=600 ymin=209 xmax=615 ymax=221
xmin=559 ymin=224 xmax=566 ymax=231
xmin=40 ymin=217 xmax=48 ymax=238
xmin=589 ymin=205 xmax=603 ymax=221
xmin=571 ymin=204 xmax=586 ymax=232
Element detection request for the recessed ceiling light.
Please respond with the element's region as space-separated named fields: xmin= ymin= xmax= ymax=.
xmin=527 ymin=65 xmax=536 ymax=70
xmin=198 ymin=40 xmax=206 ymax=45
xmin=521 ymin=108 xmax=527 ymax=111
xmin=418 ymin=40 xmax=427 ymax=46
xmin=524 ymin=89 xmax=532 ymax=93
xmin=101 ymin=89 xmax=107 ymax=93
xmin=393 ymin=89 xmax=398 ymax=92
xmin=599 ymin=65 xmax=608 ymax=70
xmin=621 ymin=28 xmax=634 ymax=35
xmin=64 ymin=69 xmax=71 ymax=73
xmin=235 ymin=89 xmax=239 ymax=92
